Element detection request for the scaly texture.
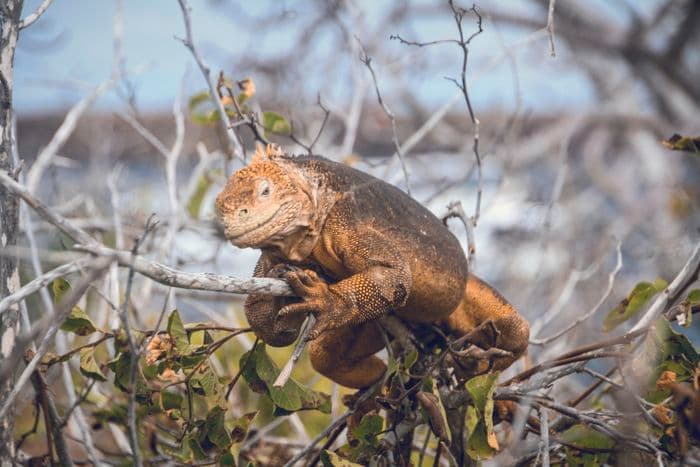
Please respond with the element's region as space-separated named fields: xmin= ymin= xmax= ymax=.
xmin=216 ymin=145 xmax=529 ymax=389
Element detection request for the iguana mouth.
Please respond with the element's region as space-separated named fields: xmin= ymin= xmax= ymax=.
xmin=227 ymin=204 xmax=283 ymax=240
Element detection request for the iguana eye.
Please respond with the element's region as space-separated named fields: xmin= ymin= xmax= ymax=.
xmin=258 ymin=180 xmax=271 ymax=198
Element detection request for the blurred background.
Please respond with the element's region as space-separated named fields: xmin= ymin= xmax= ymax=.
xmin=11 ymin=0 xmax=700 ymax=461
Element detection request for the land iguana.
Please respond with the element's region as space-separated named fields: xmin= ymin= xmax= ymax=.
xmin=215 ymin=144 xmax=529 ymax=390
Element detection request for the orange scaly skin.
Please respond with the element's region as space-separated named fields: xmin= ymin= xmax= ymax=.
xmin=215 ymin=145 xmax=530 ymax=389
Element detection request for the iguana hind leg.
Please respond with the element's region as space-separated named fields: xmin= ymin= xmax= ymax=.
xmin=443 ymin=275 xmax=529 ymax=372
xmin=308 ymin=322 xmax=386 ymax=389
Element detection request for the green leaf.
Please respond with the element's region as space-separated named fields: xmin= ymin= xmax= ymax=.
xmin=205 ymin=406 xmax=232 ymax=450
xmin=404 ymin=349 xmax=418 ymax=370
xmin=638 ymin=318 xmax=699 ymax=402
xmin=561 ymin=424 xmax=614 ymax=466
xmin=240 ymin=343 xmax=331 ymax=415
xmin=661 ymin=134 xmax=700 ymax=154
xmin=676 ymin=289 xmax=700 ymax=328
xmin=466 ymin=373 xmax=498 ymax=412
xmin=561 ymin=424 xmax=615 ymax=449
xmin=466 ymin=417 xmax=496 ymax=460
xmin=185 ymin=433 xmax=208 ymax=461
xmin=160 ymin=390 xmax=184 ymax=411
xmin=189 ymin=91 xmax=212 ymax=113
xmin=52 ymin=278 xmax=98 ymax=336
xmin=51 ymin=277 xmax=71 ymax=302
xmin=687 ymin=289 xmax=700 ymax=304
xmin=262 ymin=111 xmax=291 ymax=138
xmin=218 ymin=452 xmax=236 ymax=466
xmin=187 ymin=173 xmax=214 ymax=219
xmin=188 ymin=91 xmax=219 ymax=126
xmin=107 ymin=352 xmax=150 ymax=402
xmin=320 ymin=450 xmax=363 ymax=467
xmin=167 ymin=310 xmax=194 ymax=354
xmin=92 ymin=404 xmax=127 ymax=426
xmin=647 ymin=318 xmax=699 ymax=365
xmin=190 ymin=365 xmax=224 ymax=401
xmin=350 ymin=414 xmax=383 ymax=444
xmin=79 ymin=347 xmax=107 ymax=381
xmin=61 ymin=306 xmax=98 ymax=336
xmin=603 ymin=279 xmax=668 ymax=331
xmin=465 ymin=373 xmax=500 ymax=460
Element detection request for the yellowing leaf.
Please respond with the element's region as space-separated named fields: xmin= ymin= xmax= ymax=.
xmin=238 ymin=77 xmax=256 ymax=101
xmin=321 ymin=450 xmax=363 ymax=467
xmin=676 ymin=289 xmax=700 ymax=327
xmin=79 ymin=347 xmax=107 ymax=381
xmin=145 ymin=334 xmax=172 ymax=365
xmin=652 ymin=404 xmax=673 ymax=425
xmin=656 ymin=370 xmax=677 ymax=390
xmin=158 ymin=368 xmax=180 ymax=382
xmin=416 ymin=391 xmax=449 ymax=442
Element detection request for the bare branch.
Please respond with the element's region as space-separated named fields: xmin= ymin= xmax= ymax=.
xmin=25 ymin=77 xmax=119 ymax=194
xmin=116 ymin=111 xmax=170 ymax=158
xmin=0 ymin=169 xmax=294 ymax=297
xmin=121 ymin=228 xmax=152 ymax=467
xmin=18 ymin=0 xmax=54 ymax=30
xmin=289 ymin=94 xmax=331 ymax=155
xmin=0 ymin=258 xmax=112 ymax=422
xmin=282 ymin=412 xmax=352 ymax=467
xmin=356 ymin=38 xmax=411 ymax=195
xmin=392 ymin=0 xmax=484 ymax=228
xmin=442 ymin=200 xmax=476 ymax=265
xmin=546 ymin=0 xmax=558 ymax=57
xmin=176 ymin=0 xmax=245 ymax=163
xmin=0 ymin=260 xmax=87 ymax=317
xmin=531 ymin=239 xmax=623 ymax=345
xmin=538 ymin=407 xmax=550 ymax=467
xmin=272 ymin=315 xmax=316 ymax=388
xmin=28 ymin=352 xmax=73 ymax=466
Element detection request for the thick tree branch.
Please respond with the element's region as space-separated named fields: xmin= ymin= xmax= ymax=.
xmin=0 ymin=170 xmax=293 ymax=297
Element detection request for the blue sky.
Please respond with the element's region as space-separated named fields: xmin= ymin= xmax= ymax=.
xmin=13 ymin=0 xmax=652 ymax=117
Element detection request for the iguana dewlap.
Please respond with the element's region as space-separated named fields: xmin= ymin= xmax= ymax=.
xmin=215 ymin=145 xmax=529 ymax=389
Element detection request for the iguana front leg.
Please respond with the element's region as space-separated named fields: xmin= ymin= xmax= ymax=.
xmin=278 ymin=228 xmax=412 ymax=340
xmin=245 ymin=252 xmax=305 ymax=346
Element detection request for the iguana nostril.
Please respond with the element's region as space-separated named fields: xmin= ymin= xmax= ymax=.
xmin=239 ymin=208 xmax=248 ymax=218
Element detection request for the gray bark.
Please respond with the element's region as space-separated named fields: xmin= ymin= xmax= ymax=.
xmin=0 ymin=0 xmax=23 ymax=463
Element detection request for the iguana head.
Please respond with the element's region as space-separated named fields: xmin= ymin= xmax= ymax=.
xmin=215 ymin=144 xmax=315 ymax=250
